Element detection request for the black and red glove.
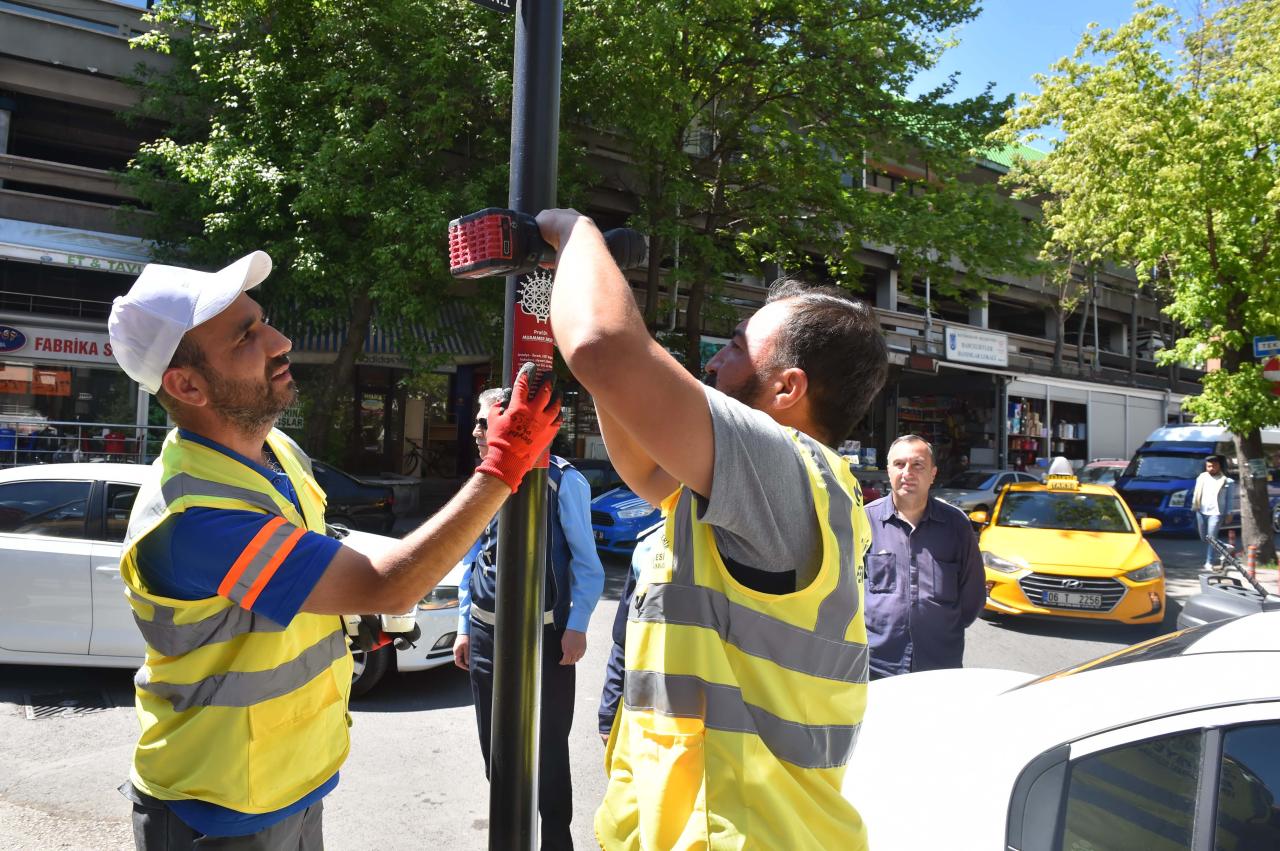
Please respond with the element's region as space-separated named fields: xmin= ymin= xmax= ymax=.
xmin=476 ymin=362 xmax=562 ymax=492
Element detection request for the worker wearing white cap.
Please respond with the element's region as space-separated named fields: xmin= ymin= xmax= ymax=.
xmin=108 ymin=253 xmax=562 ymax=849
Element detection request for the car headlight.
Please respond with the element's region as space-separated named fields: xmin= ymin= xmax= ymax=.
xmin=982 ymin=551 xmax=1028 ymax=574
xmin=418 ymin=586 xmax=459 ymax=610
xmin=1126 ymin=561 xmax=1163 ymax=582
xmin=617 ymin=506 xmax=655 ymax=520
xmin=1168 ymin=489 xmax=1189 ymax=508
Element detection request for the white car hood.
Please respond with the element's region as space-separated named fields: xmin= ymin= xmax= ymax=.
xmin=844 ymin=668 xmax=1034 ymax=850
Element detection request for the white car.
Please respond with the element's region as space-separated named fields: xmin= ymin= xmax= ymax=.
xmin=0 ymin=462 xmax=462 ymax=695
xmin=844 ymin=612 xmax=1280 ymax=850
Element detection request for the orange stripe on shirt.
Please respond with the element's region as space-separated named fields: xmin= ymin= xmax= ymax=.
xmin=240 ymin=526 xmax=307 ymax=610
xmin=218 ymin=515 xmax=289 ymax=598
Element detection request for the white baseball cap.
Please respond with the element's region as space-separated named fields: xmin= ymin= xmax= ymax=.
xmin=108 ymin=251 xmax=273 ymax=394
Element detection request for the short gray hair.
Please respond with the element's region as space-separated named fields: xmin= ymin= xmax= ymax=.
xmin=477 ymin=388 xmax=504 ymax=409
xmin=888 ymin=434 xmax=935 ymax=466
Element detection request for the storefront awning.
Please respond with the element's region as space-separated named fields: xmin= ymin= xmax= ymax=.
xmin=0 ymin=217 xmax=154 ymax=277
xmin=286 ymin=300 xmax=493 ymax=368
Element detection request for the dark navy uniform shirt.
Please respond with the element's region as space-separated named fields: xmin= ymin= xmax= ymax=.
xmin=863 ymin=495 xmax=985 ymax=677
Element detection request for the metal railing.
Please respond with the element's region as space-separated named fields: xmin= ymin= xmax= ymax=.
xmin=0 ymin=418 xmax=171 ymax=468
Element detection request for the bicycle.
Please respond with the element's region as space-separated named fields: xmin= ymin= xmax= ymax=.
xmin=402 ymin=437 xmax=424 ymax=476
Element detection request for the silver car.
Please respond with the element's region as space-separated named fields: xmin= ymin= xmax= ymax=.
xmin=931 ymin=469 xmax=1041 ymax=513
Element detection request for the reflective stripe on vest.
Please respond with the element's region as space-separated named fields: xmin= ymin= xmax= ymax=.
xmin=631 ymin=582 xmax=868 ymax=683
xmin=161 ymin=472 xmax=285 ymax=517
xmin=624 ymin=669 xmax=861 ymax=770
xmin=127 ymin=588 xmax=285 ymax=657
xmin=135 ymin=629 xmax=347 ymax=712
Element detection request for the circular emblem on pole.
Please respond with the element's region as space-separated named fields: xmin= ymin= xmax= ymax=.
xmin=518 ymin=269 xmax=554 ymax=324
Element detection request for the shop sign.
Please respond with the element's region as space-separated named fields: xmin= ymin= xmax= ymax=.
xmin=0 ymin=243 xmax=146 ymax=277
xmin=0 ymin=326 xmax=26 ymax=352
xmin=0 ymin=323 xmax=115 ymax=365
xmin=278 ymin=403 xmax=305 ymax=431
xmin=945 ymin=326 xmax=1008 ymax=368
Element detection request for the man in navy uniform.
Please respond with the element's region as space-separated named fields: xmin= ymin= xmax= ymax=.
xmin=453 ymin=388 xmax=605 ymax=850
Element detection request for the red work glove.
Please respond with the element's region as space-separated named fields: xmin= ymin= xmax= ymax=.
xmin=476 ymin=362 xmax=562 ymax=492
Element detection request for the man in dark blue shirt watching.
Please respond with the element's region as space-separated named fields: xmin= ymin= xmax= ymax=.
xmin=864 ymin=434 xmax=985 ymax=678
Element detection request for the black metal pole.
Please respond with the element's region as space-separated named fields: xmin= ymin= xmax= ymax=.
xmin=489 ymin=1 xmax=561 ymax=849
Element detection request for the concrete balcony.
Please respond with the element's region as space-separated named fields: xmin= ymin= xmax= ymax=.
xmin=0 ymin=153 xmax=137 ymax=201
xmin=0 ymin=187 xmax=150 ymax=236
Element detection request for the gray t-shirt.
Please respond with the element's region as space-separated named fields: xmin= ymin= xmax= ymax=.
xmin=695 ymin=386 xmax=823 ymax=591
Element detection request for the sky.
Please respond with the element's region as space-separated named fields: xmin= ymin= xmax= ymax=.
xmin=907 ymin=0 xmax=1152 ymax=105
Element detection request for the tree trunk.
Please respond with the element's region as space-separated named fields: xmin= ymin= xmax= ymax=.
xmin=643 ymin=232 xmax=663 ymax=327
xmin=303 ymin=289 xmax=375 ymax=454
xmin=1075 ymin=287 xmax=1090 ymax=375
xmin=1233 ymin=430 xmax=1277 ymax=566
xmin=1052 ymin=305 xmax=1065 ymax=375
xmin=683 ymin=269 xmax=706 ymax=377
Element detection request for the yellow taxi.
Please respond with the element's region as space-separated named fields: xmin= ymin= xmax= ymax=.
xmin=970 ymin=460 xmax=1165 ymax=625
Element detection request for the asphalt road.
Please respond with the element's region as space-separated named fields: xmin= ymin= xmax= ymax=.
xmin=0 ymin=535 xmax=1258 ymax=851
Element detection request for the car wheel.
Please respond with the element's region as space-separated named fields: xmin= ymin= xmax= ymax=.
xmin=350 ymin=645 xmax=392 ymax=697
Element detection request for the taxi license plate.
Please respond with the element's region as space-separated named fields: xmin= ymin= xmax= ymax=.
xmin=1044 ymin=591 xmax=1103 ymax=609
xmin=594 ymin=530 xmax=604 ymax=542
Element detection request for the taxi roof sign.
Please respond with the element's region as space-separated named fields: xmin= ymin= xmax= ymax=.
xmin=1045 ymin=474 xmax=1080 ymax=491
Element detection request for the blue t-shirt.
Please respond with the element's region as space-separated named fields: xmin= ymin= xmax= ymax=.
xmin=134 ymin=430 xmax=344 ymax=836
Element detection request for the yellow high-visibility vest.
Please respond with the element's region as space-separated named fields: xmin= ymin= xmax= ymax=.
xmin=119 ymin=428 xmax=352 ymax=813
xmin=597 ymin=430 xmax=872 ymax=850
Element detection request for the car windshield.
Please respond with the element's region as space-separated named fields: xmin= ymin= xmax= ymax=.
xmin=940 ymin=472 xmax=996 ymax=490
xmin=1078 ymin=466 xmax=1120 ymax=485
xmin=575 ymin=465 xmax=623 ymax=497
xmin=995 ymin=491 xmax=1133 ymax=533
xmin=1124 ymin=453 xmax=1206 ymax=481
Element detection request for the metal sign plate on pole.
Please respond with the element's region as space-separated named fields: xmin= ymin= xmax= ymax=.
xmin=469 ymin=0 xmax=515 ymax=14
xmin=489 ymin=1 xmax=562 ymax=849
xmin=1252 ymin=335 xmax=1280 ymax=358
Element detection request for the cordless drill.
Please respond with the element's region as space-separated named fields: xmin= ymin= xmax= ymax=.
xmin=448 ymin=208 xmax=647 ymax=279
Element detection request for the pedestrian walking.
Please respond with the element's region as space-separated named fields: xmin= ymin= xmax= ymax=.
xmin=1192 ymin=453 xmax=1234 ymax=569
xmin=864 ymin=434 xmax=986 ymax=679
xmin=536 ymin=208 xmax=888 ymax=850
xmin=452 ymin=389 xmax=605 ymax=851
xmin=108 ymin=253 xmax=560 ymax=849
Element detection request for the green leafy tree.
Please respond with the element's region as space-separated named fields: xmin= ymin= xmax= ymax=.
xmin=563 ymin=0 xmax=1039 ymax=371
xmin=127 ymin=0 xmax=514 ymax=455
xmin=997 ymin=0 xmax=1280 ymax=561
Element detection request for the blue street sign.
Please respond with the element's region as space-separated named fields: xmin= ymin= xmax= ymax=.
xmin=469 ymin=0 xmax=513 ymax=12
xmin=1254 ymin=335 xmax=1280 ymax=358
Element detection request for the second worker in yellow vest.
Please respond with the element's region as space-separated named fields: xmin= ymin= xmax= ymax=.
xmin=108 ymin=252 xmax=562 ymax=850
xmin=536 ymin=209 xmax=891 ymax=849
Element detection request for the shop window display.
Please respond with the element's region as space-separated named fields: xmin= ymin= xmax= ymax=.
xmin=898 ymin=394 xmax=998 ymax=478
xmin=1007 ymin=398 xmax=1047 ymax=472
xmin=0 ymin=362 xmax=138 ymax=465
xmin=1050 ymin=400 xmax=1088 ymax=462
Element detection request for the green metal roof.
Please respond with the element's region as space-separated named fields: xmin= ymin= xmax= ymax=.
xmin=976 ymin=142 xmax=1048 ymax=172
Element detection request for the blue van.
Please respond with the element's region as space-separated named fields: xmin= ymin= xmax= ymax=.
xmin=1115 ymin=424 xmax=1280 ymax=534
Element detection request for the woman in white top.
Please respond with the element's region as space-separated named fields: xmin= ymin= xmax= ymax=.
xmin=1191 ymin=454 xmax=1234 ymax=569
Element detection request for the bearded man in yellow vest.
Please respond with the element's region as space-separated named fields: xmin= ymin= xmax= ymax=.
xmin=536 ymin=210 xmax=889 ymax=849
xmin=107 ymin=252 xmax=561 ymax=850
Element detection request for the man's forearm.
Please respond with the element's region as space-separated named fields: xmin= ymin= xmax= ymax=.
xmin=377 ymin=473 xmax=510 ymax=607
xmin=305 ymin=472 xmax=510 ymax=615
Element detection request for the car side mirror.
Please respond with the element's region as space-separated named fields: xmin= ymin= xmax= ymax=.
xmin=968 ymin=510 xmax=989 ymax=525
xmin=1140 ymin=517 xmax=1162 ymax=534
